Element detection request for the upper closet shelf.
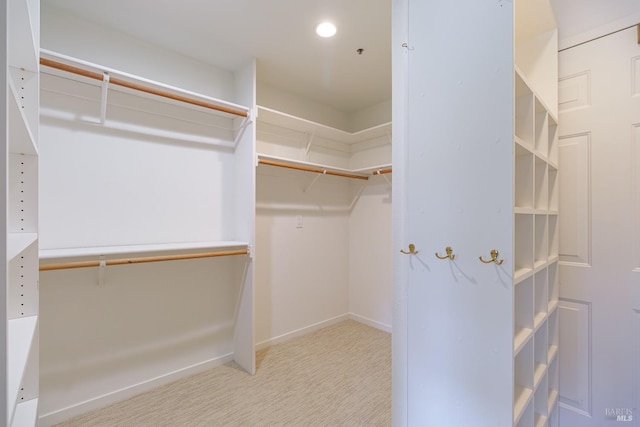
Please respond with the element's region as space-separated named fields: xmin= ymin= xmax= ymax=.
xmin=258 ymin=106 xmax=391 ymax=145
xmin=39 ymin=49 xmax=251 ymax=119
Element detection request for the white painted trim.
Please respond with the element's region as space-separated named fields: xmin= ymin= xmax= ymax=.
xmin=254 ymin=314 xmax=349 ymax=351
xmin=348 ymin=313 xmax=392 ymax=333
xmin=254 ymin=313 xmax=391 ymax=352
xmin=37 ymin=353 xmax=234 ymax=427
xmin=559 ymin=13 xmax=640 ymax=51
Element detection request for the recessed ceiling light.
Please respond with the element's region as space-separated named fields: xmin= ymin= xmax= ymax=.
xmin=315 ymin=22 xmax=337 ymax=38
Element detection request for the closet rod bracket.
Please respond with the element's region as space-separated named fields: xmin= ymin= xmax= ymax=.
xmin=100 ymin=72 xmax=110 ymax=124
xmin=97 ymin=255 xmax=106 ymax=286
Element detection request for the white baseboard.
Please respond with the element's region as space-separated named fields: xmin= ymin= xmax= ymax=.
xmin=255 ymin=314 xmax=350 ymax=351
xmin=255 ymin=312 xmax=391 ymax=351
xmin=38 ymin=353 xmax=234 ymax=427
xmin=348 ymin=313 xmax=392 ymax=334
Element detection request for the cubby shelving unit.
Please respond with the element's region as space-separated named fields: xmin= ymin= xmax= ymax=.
xmin=513 ymin=0 xmax=559 ymax=424
xmin=256 ymin=105 xmax=391 ymax=182
xmin=4 ymin=0 xmax=40 ymax=425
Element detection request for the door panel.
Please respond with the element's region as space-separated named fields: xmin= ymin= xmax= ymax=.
xmin=558 ymin=26 xmax=640 ymax=426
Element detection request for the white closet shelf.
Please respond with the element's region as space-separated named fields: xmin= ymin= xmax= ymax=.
xmin=40 ymin=49 xmax=251 ymax=119
xmin=533 ymin=311 xmax=547 ymax=330
xmin=547 ymin=345 xmax=558 ymax=364
xmin=513 ymin=386 xmax=534 ymax=425
xmin=8 ymin=233 xmax=38 ymax=262
xmin=547 ymin=299 xmax=558 ymax=313
xmin=533 ymin=363 xmax=547 ymax=390
xmin=257 ymin=105 xmax=391 ymax=145
xmin=352 ymin=164 xmax=393 ymax=175
xmin=11 ymin=398 xmax=38 ymax=427
xmin=7 ymin=316 xmax=37 ymax=416
xmin=547 ymin=389 xmax=559 ymax=414
xmin=257 ymin=153 xmax=370 ymax=180
xmin=534 ymin=414 xmax=547 ymax=427
xmin=514 ymin=328 xmax=533 ymax=355
xmin=514 ymin=268 xmax=533 ymax=284
xmin=40 ymin=241 xmax=249 ymax=260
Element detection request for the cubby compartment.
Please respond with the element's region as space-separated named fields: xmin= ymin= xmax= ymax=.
xmin=515 ymin=214 xmax=534 ymax=278
xmin=516 ymin=402 xmax=534 ymax=427
xmin=534 ymin=269 xmax=547 ymax=328
xmin=548 ymin=398 xmax=559 ymax=427
xmin=515 ymin=143 xmax=534 ymax=209
xmin=534 ymin=375 xmax=549 ymax=427
xmin=548 ymin=115 xmax=558 ymax=165
xmin=547 ymin=308 xmax=559 ymax=364
xmin=547 ymin=262 xmax=558 ymax=311
xmin=8 ymin=154 xmax=38 ymax=233
xmin=534 ymin=99 xmax=548 ymax=157
xmin=533 ymin=326 xmax=548 ymax=388
xmin=547 ymin=165 xmax=558 ymax=212
xmin=548 ymin=214 xmax=558 ymax=259
xmin=514 ymin=277 xmax=534 ymax=353
xmin=534 ymin=215 xmax=547 ymax=268
xmin=514 ymin=339 xmax=535 ymax=425
xmin=534 ymin=157 xmax=547 ymax=210
xmin=515 ymin=72 xmax=534 ymax=147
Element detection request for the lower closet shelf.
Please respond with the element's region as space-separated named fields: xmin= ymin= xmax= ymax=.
xmin=39 ymin=241 xmax=250 ymax=271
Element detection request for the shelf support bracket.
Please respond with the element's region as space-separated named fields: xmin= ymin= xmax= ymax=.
xmin=379 ymin=171 xmax=392 ymax=185
xmin=233 ymin=113 xmax=252 ymax=145
xmin=97 ymin=255 xmax=106 ymax=287
xmin=100 ymin=73 xmax=110 ymax=124
xmin=303 ymin=169 xmax=326 ymax=193
xmin=305 ymin=131 xmax=316 ymax=161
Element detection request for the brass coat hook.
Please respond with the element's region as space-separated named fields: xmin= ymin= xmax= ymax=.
xmin=435 ymin=246 xmax=455 ymax=260
xmin=400 ymin=243 xmax=419 ymax=255
xmin=479 ymin=249 xmax=504 ymax=265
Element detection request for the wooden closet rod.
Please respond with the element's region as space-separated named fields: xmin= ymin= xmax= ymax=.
xmin=40 ymin=58 xmax=249 ymax=118
xmin=372 ymin=168 xmax=392 ymax=175
xmin=258 ymin=158 xmax=369 ymax=180
xmin=39 ymin=249 xmax=249 ymax=271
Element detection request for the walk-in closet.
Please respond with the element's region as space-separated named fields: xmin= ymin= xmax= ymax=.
xmin=3 ymin=1 xmax=394 ymax=425
xmin=3 ymin=0 xmax=640 ymax=426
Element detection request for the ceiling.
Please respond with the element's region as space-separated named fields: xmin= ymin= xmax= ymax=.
xmin=42 ymin=0 xmax=640 ymax=115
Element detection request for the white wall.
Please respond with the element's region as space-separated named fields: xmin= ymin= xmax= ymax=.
xmin=255 ymin=166 xmax=351 ymax=346
xmin=257 ymin=83 xmax=351 ymax=131
xmin=348 ymin=179 xmax=393 ymax=331
xmin=41 ymin=4 xmax=236 ymax=102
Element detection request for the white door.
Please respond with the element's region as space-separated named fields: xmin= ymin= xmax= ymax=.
xmin=557 ymin=26 xmax=640 ymax=426
xmin=395 ymin=1 xmax=515 ymax=425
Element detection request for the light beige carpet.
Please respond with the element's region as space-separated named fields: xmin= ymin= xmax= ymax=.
xmin=56 ymin=320 xmax=391 ymax=427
